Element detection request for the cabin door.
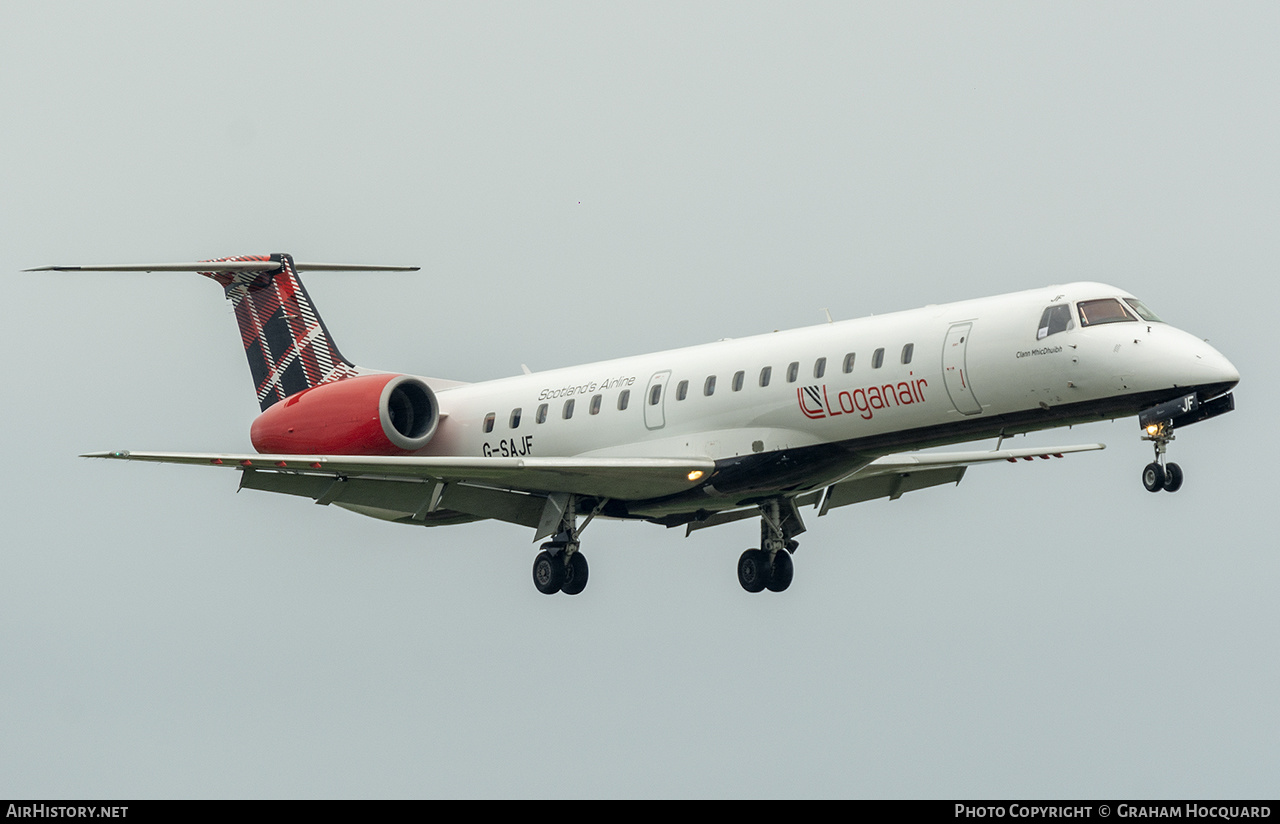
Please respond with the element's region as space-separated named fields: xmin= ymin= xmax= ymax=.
xmin=644 ymin=370 xmax=672 ymax=430
xmin=942 ymin=322 xmax=983 ymax=415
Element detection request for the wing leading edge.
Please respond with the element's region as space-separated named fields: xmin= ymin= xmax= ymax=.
xmin=82 ymin=451 xmax=715 ymax=530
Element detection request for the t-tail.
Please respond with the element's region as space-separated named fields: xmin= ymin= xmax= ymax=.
xmin=202 ymin=253 xmax=361 ymax=410
xmin=28 ymin=253 xmax=419 ymax=410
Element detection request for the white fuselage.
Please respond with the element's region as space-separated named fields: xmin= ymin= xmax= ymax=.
xmin=413 ymin=282 xmax=1237 ymax=512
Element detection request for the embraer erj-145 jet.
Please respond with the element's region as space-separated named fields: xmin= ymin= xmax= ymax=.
xmin=31 ymin=254 xmax=1239 ymax=595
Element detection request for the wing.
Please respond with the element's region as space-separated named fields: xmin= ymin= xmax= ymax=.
xmin=83 ymin=450 xmax=714 ymax=536
xmin=683 ymin=443 xmax=1105 ymax=533
xmin=85 ymin=443 xmax=1101 ymax=537
xmin=816 ymin=442 xmax=1105 ymax=512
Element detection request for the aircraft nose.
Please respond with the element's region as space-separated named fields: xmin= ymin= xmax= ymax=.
xmin=1190 ymin=339 xmax=1240 ymax=393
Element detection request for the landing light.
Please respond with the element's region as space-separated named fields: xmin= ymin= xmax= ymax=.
xmin=1145 ymin=423 xmax=1164 ymax=437
xmin=687 ymin=470 xmax=705 ymax=482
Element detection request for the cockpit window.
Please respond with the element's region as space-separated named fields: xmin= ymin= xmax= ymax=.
xmin=1037 ymin=305 xmax=1074 ymax=340
xmin=1077 ymin=298 xmax=1137 ymax=327
xmin=1124 ymin=298 xmax=1163 ymax=323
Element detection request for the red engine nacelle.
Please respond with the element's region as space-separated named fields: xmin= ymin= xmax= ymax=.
xmin=250 ymin=373 xmax=440 ymax=455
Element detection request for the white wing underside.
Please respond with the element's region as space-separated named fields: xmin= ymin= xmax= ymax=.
xmin=83 ymin=443 xmax=1103 ymax=534
xmin=83 ymin=451 xmax=714 ymax=501
xmin=684 ymin=443 xmax=1106 ymax=532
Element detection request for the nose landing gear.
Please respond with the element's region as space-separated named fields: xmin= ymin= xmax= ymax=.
xmin=1137 ymin=391 xmax=1235 ymax=494
xmin=1141 ymin=423 xmax=1184 ymax=494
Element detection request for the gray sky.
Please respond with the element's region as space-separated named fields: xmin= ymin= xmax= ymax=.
xmin=2 ymin=2 xmax=1276 ymax=798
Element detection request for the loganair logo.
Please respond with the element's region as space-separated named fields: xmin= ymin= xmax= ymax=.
xmin=798 ymin=375 xmax=929 ymax=421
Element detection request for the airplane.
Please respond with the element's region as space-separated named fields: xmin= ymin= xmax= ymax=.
xmin=29 ymin=254 xmax=1239 ymax=595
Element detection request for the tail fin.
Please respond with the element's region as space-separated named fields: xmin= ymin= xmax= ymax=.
xmin=200 ymin=254 xmax=359 ymax=410
xmin=28 ymin=253 xmax=418 ymax=411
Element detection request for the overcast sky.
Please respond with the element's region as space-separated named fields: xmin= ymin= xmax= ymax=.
xmin=2 ymin=2 xmax=1277 ymax=798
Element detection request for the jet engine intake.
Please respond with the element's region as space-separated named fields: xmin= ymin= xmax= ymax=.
xmin=250 ymin=373 xmax=439 ymax=455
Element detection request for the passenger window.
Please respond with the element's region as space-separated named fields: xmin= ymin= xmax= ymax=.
xmin=901 ymin=344 xmax=914 ymax=365
xmin=618 ymin=389 xmax=630 ymax=411
xmin=814 ymin=357 xmax=826 ymax=379
xmin=509 ymin=408 xmax=522 ymax=429
xmin=589 ymin=394 xmax=602 ymax=415
xmin=563 ymin=398 xmax=575 ymax=419
xmin=704 ymin=375 xmax=716 ymax=396
xmin=1078 ymin=298 xmax=1136 ymax=327
xmin=536 ymin=403 xmax=548 ymax=424
xmin=759 ymin=366 xmax=772 ymax=387
xmin=483 ymin=412 xmax=495 ymax=433
xmin=787 ymin=361 xmax=799 ymax=383
xmin=676 ymin=380 xmax=689 ymax=401
xmin=1037 ymin=304 xmax=1074 ymax=339
xmin=872 ymin=348 xmax=884 ymax=369
xmin=843 ymin=353 xmax=856 ymax=373
xmin=732 ymin=371 xmax=744 ymax=391
xmin=649 ymin=384 xmax=662 ymax=405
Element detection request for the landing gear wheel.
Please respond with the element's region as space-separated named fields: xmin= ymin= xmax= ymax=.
xmin=1163 ymin=462 xmax=1184 ymax=493
xmin=561 ymin=552 xmax=589 ymax=595
xmin=737 ymin=549 xmax=771 ymax=593
xmin=766 ymin=550 xmax=794 ymax=593
xmin=532 ymin=550 xmax=564 ymax=594
xmin=1142 ymin=462 xmax=1165 ymax=493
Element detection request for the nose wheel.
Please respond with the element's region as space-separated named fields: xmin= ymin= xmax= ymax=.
xmin=1142 ymin=461 xmax=1183 ymax=493
xmin=1140 ymin=423 xmax=1184 ymax=493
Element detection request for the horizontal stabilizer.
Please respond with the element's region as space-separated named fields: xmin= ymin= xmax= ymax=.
xmin=25 ymin=261 xmax=418 ymax=273
xmin=28 ymin=253 xmax=419 ymax=410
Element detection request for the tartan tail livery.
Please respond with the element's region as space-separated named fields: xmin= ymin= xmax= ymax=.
xmin=30 ymin=253 xmax=420 ymax=410
xmin=201 ymin=253 xmax=360 ymax=410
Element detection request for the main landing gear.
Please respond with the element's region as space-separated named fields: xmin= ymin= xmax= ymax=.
xmin=737 ymin=500 xmax=804 ymax=594
xmin=531 ymin=494 xmax=602 ymax=596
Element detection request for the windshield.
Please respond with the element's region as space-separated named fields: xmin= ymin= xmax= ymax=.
xmin=1077 ymin=298 xmax=1137 ymax=327
xmin=1125 ymin=298 xmax=1163 ymax=322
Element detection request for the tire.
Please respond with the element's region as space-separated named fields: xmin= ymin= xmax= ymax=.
xmin=532 ymin=550 xmax=564 ymax=594
xmin=766 ymin=550 xmax=794 ymax=593
xmin=737 ymin=549 xmax=771 ymax=593
xmin=1163 ymin=462 xmax=1184 ymax=493
xmin=561 ymin=552 xmax=589 ymax=596
xmin=1142 ymin=462 xmax=1165 ymax=493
